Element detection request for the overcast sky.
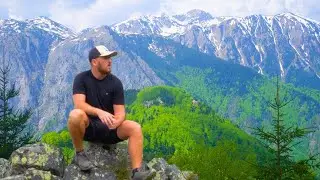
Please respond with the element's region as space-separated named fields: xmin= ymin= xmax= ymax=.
xmin=0 ymin=0 xmax=319 ymax=31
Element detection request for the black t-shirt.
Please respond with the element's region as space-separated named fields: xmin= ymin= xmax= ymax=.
xmin=72 ymin=70 xmax=125 ymax=117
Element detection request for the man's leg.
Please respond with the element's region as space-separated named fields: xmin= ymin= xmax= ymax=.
xmin=67 ymin=109 xmax=94 ymax=171
xmin=67 ymin=109 xmax=89 ymax=152
xmin=116 ymin=120 xmax=143 ymax=169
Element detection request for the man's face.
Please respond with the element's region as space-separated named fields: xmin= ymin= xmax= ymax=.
xmin=94 ymin=56 xmax=112 ymax=74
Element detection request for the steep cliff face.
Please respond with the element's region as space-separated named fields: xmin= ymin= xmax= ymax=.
xmin=0 ymin=17 xmax=74 ymax=127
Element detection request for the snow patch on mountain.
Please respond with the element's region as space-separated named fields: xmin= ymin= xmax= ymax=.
xmin=160 ymin=25 xmax=185 ymax=36
xmin=0 ymin=17 xmax=74 ymax=39
xmin=26 ymin=17 xmax=75 ymax=39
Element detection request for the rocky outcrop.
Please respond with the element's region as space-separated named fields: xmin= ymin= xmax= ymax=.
xmin=147 ymin=158 xmax=198 ymax=180
xmin=0 ymin=142 xmax=198 ymax=180
xmin=0 ymin=158 xmax=11 ymax=178
xmin=9 ymin=143 xmax=64 ymax=177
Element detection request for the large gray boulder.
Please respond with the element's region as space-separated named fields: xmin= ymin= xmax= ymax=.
xmin=86 ymin=141 xmax=130 ymax=169
xmin=148 ymin=158 xmax=198 ymax=180
xmin=64 ymin=141 xmax=130 ymax=179
xmin=9 ymin=143 xmax=64 ymax=177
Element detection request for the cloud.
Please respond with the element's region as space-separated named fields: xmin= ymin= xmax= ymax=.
xmin=48 ymin=0 xmax=161 ymax=32
xmin=160 ymin=0 xmax=320 ymax=20
xmin=0 ymin=0 xmax=52 ymax=20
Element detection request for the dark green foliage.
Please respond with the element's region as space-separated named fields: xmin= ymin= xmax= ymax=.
xmin=0 ymin=60 xmax=33 ymax=159
xmin=175 ymin=67 xmax=320 ymax=161
xmin=170 ymin=141 xmax=257 ymax=179
xmin=252 ymin=78 xmax=320 ymax=179
xmin=124 ymin=89 xmax=140 ymax=106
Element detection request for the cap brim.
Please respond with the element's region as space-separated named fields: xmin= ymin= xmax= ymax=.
xmin=100 ymin=51 xmax=118 ymax=58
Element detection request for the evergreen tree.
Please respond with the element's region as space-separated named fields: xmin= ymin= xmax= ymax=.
xmin=0 ymin=57 xmax=32 ymax=159
xmin=253 ymin=78 xmax=320 ymax=179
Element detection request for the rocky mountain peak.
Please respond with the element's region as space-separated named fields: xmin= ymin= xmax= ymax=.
xmin=171 ymin=9 xmax=213 ymax=26
xmin=25 ymin=16 xmax=75 ymax=39
xmin=0 ymin=16 xmax=74 ymax=39
xmin=274 ymin=12 xmax=320 ymax=29
xmin=184 ymin=9 xmax=213 ymax=21
xmin=0 ymin=19 xmax=26 ymax=35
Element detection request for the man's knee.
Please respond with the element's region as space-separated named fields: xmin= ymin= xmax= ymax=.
xmin=132 ymin=121 xmax=142 ymax=132
xmin=68 ymin=109 xmax=87 ymax=125
xmin=127 ymin=121 xmax=142 ymax=135
xmin=117 ymin=120 xmax=142 ymax=140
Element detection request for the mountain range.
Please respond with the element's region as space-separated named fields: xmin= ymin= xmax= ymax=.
xmin=113 ymin=9 xmax=320 ymax=90
xmin=0 ymin=10 xmax=319 ymax=158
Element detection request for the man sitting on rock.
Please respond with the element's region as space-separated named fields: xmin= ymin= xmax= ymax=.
xmin=68 ymin=45 xmax=152 ymax=180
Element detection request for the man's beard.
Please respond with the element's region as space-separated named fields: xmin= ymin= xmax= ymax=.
xmin=97 ymin=64 xmax=111 ymax=75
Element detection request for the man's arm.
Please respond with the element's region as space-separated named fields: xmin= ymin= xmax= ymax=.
xmin=72 ymin=73 xmax=101 ymax=116
xmin=73 ymin=94 xmax=115 ymax=127
xmin=73 ymin=94 xmax=100 ymax=116
xmin=110 ymin=78 xmax=126 ymax=129
xmin=110 ymin=104 xmax=126 ymax=129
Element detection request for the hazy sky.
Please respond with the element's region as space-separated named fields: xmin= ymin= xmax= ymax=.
xmin=0 ymin=0 xmax=319 ymax=31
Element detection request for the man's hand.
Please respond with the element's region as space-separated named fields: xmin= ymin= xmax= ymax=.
xmin=108 ymin=115 xmax=124 ymax=129
xmin=109 ymin=104 xmax=126 ymax=129
xmin=96 ymin=109 xmax=115 ymax=128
